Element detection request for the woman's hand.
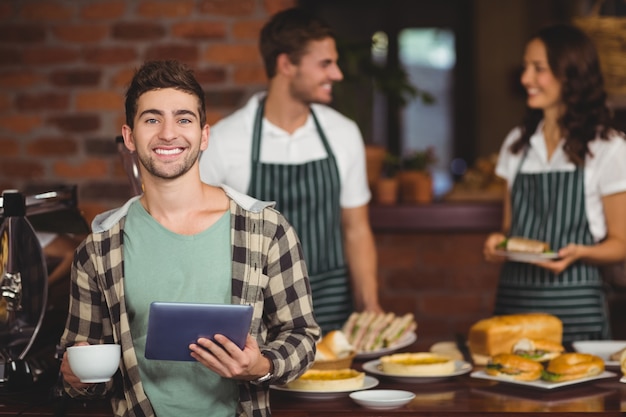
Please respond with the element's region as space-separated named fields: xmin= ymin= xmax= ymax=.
xmin=533 ymin=243 xmax=581 ymax=274
xmin=190 ymin=334 xmax=271 ymax=381
xmin=484 ymin=232 xmax=507 ymax=262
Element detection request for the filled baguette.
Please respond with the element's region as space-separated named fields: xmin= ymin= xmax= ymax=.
xmin=486 ymin=353 xmax=543 ymax=381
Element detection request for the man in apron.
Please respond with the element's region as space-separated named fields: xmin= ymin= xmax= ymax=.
xmin=200 ymin=7 xmax=383 ymax=333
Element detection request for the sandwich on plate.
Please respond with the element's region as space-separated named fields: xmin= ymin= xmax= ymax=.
xmin=485 ymin=353 xmax=543 ymax=381
xmin=512 ymin=337 xmax=564 ymax=362
xmin=541 ymin=353 xmax=604 ymax=382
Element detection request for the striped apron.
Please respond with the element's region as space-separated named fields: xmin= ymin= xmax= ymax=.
xmin=248 ymin=99 xmax=352 ymax=334
xmin=494 ymin=148 xmax=609 ymax=341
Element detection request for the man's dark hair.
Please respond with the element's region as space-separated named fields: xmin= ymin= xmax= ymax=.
xmin=259 ymin=7 xmax=335 ymax=78
xmin=125 ymin=60 xmax=206 ymax=128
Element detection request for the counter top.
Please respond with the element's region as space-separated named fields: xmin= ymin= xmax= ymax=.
xmin=3 ymin=364 xmax=624 ymax=416
xmin=369 ymin=201 xmax=503 ymax=232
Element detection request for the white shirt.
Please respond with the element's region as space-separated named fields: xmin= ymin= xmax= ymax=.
xmin=200 ymin=93 xmax=371 ymax=208
xmin=495 ymin=123 xmax=626 ymax=241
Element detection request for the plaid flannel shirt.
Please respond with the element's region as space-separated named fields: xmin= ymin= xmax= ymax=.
xmin=59 ymin=188 xmax=320 ymax=417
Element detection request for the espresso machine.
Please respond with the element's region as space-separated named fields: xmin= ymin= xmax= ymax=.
xmin=0 ymin=187 xmax=89 ymax=392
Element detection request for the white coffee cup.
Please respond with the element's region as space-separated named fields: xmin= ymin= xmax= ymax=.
xmin=67 ymin=344 xmax=121 ymax=383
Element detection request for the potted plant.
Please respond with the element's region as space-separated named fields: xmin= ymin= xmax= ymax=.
xmin=374 ymin=153 xmax=401 ymax=205
xmin=399 ymin=147 xmax=437 ymax=204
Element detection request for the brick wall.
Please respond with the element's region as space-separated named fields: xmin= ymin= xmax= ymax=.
xmin=0 ymin=0 xmax=296 ymax=223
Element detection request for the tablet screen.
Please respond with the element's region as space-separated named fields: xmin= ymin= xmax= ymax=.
xmin=145 ymin=302 xmax=253 ymax=361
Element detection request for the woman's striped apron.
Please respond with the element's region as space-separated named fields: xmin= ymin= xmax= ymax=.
xmin=494 ymin=148 xmax=609 ymax=342
xmin=248 ymin=99 xmax=352 ymax=334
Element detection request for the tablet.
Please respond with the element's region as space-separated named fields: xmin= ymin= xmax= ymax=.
xmin=145 ymin=301 xmax=253 ymax=361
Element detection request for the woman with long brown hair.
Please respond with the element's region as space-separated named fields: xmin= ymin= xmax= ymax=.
xmin=484 ymin=24 xmax=626 ymax=342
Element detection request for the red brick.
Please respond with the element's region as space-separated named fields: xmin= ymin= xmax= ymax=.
xmin=137 ymin=1 xmax=194 ymax=18
xmin=171 ymin=21 xmax=226 ymax=40
xmin=0 ymin=70 xmax=43 ymax=88
xmin=0 ymin=159 xmax=44 ymax=179
xmin=26 ymin=137 xmax=78 ymax=156
xmin=0 ymin=138 xmax=19 ymax=156
xmin=112 ymin=68 xmax=135 ymax=88
xmin=205 ymin=90 xmax=245 ymax=108
xmin=0 ymin=2 xmax=13 ymax=19
xmin=49 ymin=69 xmax=101 ymax=87
xmin=16 ymin=92 xmax=70 ymax=112
xmin=76 ymin=91 xmax=123 ymax=111
xmin=54 ymin=158 xmax=108 ymax=179
xmin=195 ymin=67 xmax=227 ymax=84
xmin=54 ymin=24 xmax=108 ymax=43
xmin=145 ymin=44 xmax=198 ymax=63
xmin=0 ymin=48 xmax=22 ymax=66
xmin=21 ymin=47 xmax=80 ymax=65
xmin=0 ymin=93 xmax=9 ymax=112
xmin=47 ymin=114 xmax=100 ymax=133
xmin=0 ymin=24 xmax=46 ymax=42
xmin=206 ymin=110 xmax=227 ymax=126
xmin=234 ymin=65 xmax=266 ymax=85
xmin=263 ymin=0 xmax=297 ymax=15
xmin=204 ymin=44 xmax=260 ymax=65
xmin=420 ymin=293 xmax=485 ymax=316
xmin=198 ymin=0 xmax=255 ymax=16
xmin=20 ymin=2 xmax=73 ymax=21
xmin=82 ymin=47 xmax=137 ymax=65
xmin=0 ymin=114 xmax=42 ymax=133
xmin=80 ymin=1 xmax=126 ymax=20
xmin=233 ymin=19 xmax=265 ymax=40
xmin=112 ymin=22 xmax=166 ymax=41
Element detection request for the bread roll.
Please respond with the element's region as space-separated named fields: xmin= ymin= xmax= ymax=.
xmin=314 ymin=330 xmax=354 ymax=362
xmin=542 ymin=353 xmax=604 ymax=382
xmin=285 ymin=368 xmax=364 ymax=391
xmin=468 ymin=313 xmax=562 ymax=357
xmin=621 ymin=349 xmax=626 ymax=375
xmin=380 ymin=352 xmax=456 ymax=376
xmin=485 ymin=353 xmax=543 ymax=381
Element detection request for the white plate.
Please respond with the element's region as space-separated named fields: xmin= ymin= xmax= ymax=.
xmin=494 ymin=250 xmax=559 ymax=263
xmin=572 ymin=340 xmax=626 ymax=368
xmin=362 ymin=359 xmax=472 ymax=383
xmin=621 ymin=376 xmax=626 ymax=384
xmin=354 ymin=332 xmax=417 ymax=360
xmin=270 ymin=376 xmax=379 ymax=400
xmin=350 ymin=389 xmax=415 ymax=410
xmin=470 ymin=370 xmax=616 ymax=390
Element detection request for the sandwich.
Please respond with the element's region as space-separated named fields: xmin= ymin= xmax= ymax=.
xmin=609 ymin=346 xmax=626 ymax=362
xmin=512 ymin=337 xmax=564 ymax=362
xmin=500 ymin=236 xmax=550 ymax=254
xmin=285 ymin=368 xmax=365 ymax=391
xmin=541 ymin=353 xmax=604 ymax=382
xmin=342 ymin=311 xmax=417 ymax=352
xmin=380 ymin=352 xmax=456 ymax=376
xmin=485 ymin=353 xmax=543 ymax=381
xmin=621 ymin=349 xmax=626 ymax=376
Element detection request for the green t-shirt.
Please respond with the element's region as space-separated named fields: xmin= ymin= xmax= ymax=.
xmin=123 ymin=201 xmax=237 ymax=417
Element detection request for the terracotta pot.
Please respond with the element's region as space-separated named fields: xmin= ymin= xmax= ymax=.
xmin=365 ymin=145 xmax=386 ymax=190
xmin=375 ymin=177 xmax=399 ymax=205
xmin=398 ymin=170 xmax=433 ymax=204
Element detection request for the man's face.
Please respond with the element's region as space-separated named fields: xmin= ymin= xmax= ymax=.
xmin=122 ymin=88 xmax=208 ymax=181
xmin=288 ymin=37 xmax=343 ymax=105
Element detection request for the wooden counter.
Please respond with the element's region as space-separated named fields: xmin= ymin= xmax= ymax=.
xmin=3 ymin=364 xmax=624 ymax=416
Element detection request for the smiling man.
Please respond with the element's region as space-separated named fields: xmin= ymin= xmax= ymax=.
xmin=58 ymin=60 xmax=320 ymax=417
xmin=199 ymin=7 xmax=383 ymax=334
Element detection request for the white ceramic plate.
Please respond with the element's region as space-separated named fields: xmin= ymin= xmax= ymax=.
xmin=620 ymin=376 xmax=626 ymax=384
xmin=572 ymin=340 xmax=626 ymax=368
xmin=350 ymin=389 xmax=415 ymax=411
xmin=354 ymin=332 xmax=417 ymax=360
xmin=470 ymin=370 xmax=616 ymax=390
xmin=270 ymin=376 xmax=379 ymax=400
xmin=494 ymin=250 xmax=559 ymax=263
xmin=362 ymin=359 xmax=472 ymax=383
